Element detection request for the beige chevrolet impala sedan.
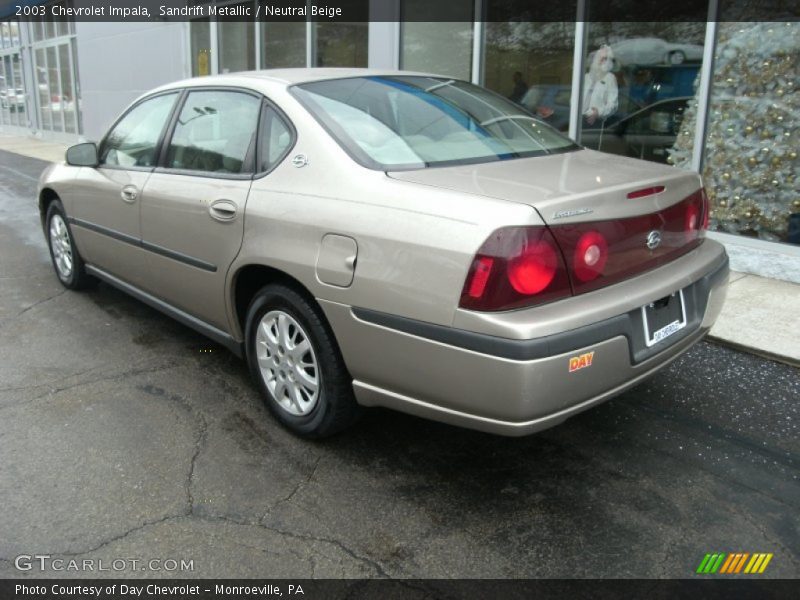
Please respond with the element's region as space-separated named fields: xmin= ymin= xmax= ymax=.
xmin=38 ymin=68 xmax=729 ymax=438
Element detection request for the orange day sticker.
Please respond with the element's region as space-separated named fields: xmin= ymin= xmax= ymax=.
xmin=569 ymin=351 xmax=595 ymax=373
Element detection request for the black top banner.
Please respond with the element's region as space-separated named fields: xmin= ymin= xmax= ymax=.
xmin=1 ymin=0 xmax=799 ymax=22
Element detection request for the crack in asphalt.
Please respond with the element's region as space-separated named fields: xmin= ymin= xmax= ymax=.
xmin=259 ymin=455 xmax=323 ymax=523
xmin=0 ymin=361 xmax=184 ymax=412
xmin=2 ymin=289 xmax=69 ymax=327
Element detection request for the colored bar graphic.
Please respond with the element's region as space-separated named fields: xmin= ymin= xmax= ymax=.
xmin=719 ymin=553 xmax=736 ymax=573
xmin=734 ymin=553 xmax=749 ymax=573
xmin=711 ymin=553 xmax=725 ymax=573
xmin=759 ymin=554 xmax=773 ymax=573
xmin=697 ymin=554 xmax=713 ymax=573
xmin=699 ymin=552 xmax=774 ymax=575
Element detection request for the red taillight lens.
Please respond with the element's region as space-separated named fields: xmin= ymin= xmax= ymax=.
xmin=467 ymin=256 xmax=494 ymax=298
xmin=459 ymin=227 xmax=571 ymax=311
xmin=685 ymin=203 xmax=700 ymax=232
xmin=573 ymin=231 xmax=608 ymax=282
xmin=627 ymin=185 xmax=665 ymax=200
xmin=701 ymin=188 xmax=710 ymax=230
xmin=508 ymin=240 xmax=558 ymax=294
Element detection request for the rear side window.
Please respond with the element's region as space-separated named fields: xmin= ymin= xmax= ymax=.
xmin=101 ymin=92 xmax=178 ymax=168
xmin=165 ymin=90 xmax=261 ymax=174
xmin=258 ymin=105 xmax=293 ymax=172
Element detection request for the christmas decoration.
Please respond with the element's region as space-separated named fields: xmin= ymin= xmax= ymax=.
xmin=669 ymin=22 xmax=799 ymax=243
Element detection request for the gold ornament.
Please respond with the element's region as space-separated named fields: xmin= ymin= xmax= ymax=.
xmin=722 ymin=172 xmax=731 ymax=180
xmin=771 ymin=157 xmax=781 ymax=166
xmin=745 ymin=125 xmax=754 ymax=133
xmin=719 ymin=199 xmax=728 ymax=207
xmin=744 ymin=211 xmax=752 ymax=218
xmin=748 ymin=157 xmax=757 ymax=165
xmin=790 ymin=151 xmax=797 ymax=159
xmin=793 ymin=200 xmax=800 ymax=208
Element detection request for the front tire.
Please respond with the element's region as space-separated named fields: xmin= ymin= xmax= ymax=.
xmin=245 ymin=283 xmax=359 ymax=438
xmin=45 ymin=199 xmax=94 ymax=290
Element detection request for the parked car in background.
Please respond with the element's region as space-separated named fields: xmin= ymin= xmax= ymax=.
xmin=37 ymin=69 xmax=728 ymax=438
xmin=0 ymin=87 xmax=25 ymax=111
xmin=608 ymin=37 xmax=704 ymax=66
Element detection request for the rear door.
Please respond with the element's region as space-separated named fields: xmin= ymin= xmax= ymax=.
xmin=68 ymin=92 xmax=179 ymax=287
xmin=139 ymin=88 xmax=262 ymax=331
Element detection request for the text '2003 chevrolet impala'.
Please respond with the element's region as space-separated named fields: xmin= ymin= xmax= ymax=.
xmin=38 ymin=69 xmax=728 ymax=437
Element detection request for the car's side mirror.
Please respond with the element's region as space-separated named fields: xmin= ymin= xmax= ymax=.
xmin=65 ymin=142 xmax=99 ymax=167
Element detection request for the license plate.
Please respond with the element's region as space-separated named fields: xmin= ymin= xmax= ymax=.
xmin=641 ymin=289 xmax=687 ymax=347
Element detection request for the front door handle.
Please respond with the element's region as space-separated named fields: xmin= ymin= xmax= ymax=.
xmin=120 ymin=185 xmax=138 ymax=203
xmin=208 ymin=199 xmax=238 ymax=222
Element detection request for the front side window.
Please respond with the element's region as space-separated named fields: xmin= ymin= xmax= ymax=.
xmin=292 ymin=76 xmax=579 ymax=170
xmin=165 ymin=90 xmax=261 ymax=174
xmin=101 ymin=93 xmax=178 ymax=168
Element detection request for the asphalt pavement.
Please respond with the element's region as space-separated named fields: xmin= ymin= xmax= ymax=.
xmin=0 ymin=149 xmax=797 ymax=579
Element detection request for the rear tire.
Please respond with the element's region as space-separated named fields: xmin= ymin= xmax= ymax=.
xmin=667 ymin=50 xmax=685 ymax=65
xmin=245 ymin=283 xmax=359 ymax=438
xmin=45 ymin=199 xmax=94 ymax=290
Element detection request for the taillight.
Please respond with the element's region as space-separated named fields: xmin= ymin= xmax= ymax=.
xmin=700 ymin=188 xmax=710 ymax=230
xmin=572 ymin=231 xmax=608 ymax=282
xmin=459 ymin=227 xmax=571 ymax=311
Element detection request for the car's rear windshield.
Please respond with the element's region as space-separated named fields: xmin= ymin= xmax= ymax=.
xmin=291 ymin=76 xmax=579 ymax=170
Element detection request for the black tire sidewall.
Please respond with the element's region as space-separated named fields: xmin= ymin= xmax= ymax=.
xmin=245 ymin=285 xmax=349 ymax=437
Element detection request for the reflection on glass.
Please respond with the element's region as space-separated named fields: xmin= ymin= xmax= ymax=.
xmin=484 ymin=21 xmax=575 ymax=132
xmin=580 ymin=22 xmax=706 ymax=164
xmin=218 ymin=4 xmax=255 ymax=74
xmin=58 ymin=43 xmax=75 ymax=133
xmin=673 ymin=22 xmax=798 ymax=244
xmin=190 ymin=19 xmax=211 ymax=76
xmin=261 ymin=22 xmax=306 ymax=68
xmin=47 ymin=45 xmax=63 ymax=132
xmin=402 ymin=1 xmax=473 ymax=80
xmin=36 ymin=48 xmax=52 ymax=132
xmin=315 ymin=23 xmax=367 ymax=67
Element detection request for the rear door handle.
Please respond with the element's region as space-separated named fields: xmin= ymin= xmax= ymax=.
xmin=120 ymin=185 xmax=138 ymax=203
xmin=208 ymin=199 xmax=238 ymax=222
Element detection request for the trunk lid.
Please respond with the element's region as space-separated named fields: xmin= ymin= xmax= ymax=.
xmin=389 ymin=148 xmax=707 ymax=302
xmin=387 ymin=148 xmax=703 ymax=225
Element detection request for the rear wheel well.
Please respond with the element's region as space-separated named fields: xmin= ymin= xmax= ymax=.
xmin=39 ymin=188 xmax=60 ymax=228
xmin=233 ymin=265 xmax=317 ymax=334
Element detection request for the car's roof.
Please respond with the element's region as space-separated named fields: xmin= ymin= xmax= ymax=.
xmin=155 ymin=67 xmax=447 ymax=91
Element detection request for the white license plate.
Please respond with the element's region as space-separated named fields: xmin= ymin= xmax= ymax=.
xmin=641 ymin=289 xmax=687 ymax=347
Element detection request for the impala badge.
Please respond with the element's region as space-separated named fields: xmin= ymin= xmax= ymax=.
xmin=292 ymin=154 xmax=308 ymax=168
xmin=646 ymin=230 xmax=662 ymax=250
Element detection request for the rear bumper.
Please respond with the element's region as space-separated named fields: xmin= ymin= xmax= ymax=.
xmin=320 ymin=239 xmax=729 ymax=436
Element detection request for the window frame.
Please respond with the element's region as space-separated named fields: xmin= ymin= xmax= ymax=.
xmin=155 ymin=86 xmax=265 ymax=180
xmin=97 ymin=89 xmax=182 ymax=173
xmin=253 ymin=96 xmax=297 ymax=179
xmin=289 ymin=76 xmax=581 ymax=172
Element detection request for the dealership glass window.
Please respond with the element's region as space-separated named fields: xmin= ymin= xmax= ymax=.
xmin=483 ymin=20 xmax=575 ymax=132
xmin=190 ymin=18 xmax=211 ymax=76
xmin=689 ymin=22 xmax=798 ymax=245
xmin=261 ymin=22 xmax=306 ymax=68
xmin=218 ymin=3 xmax=256 ymax=73
xmin=401 ymin=1 xmax=473 ymax=81
xmin=579 ymin=18 xmax=707 ymax=165
xmin=315 ymin=23 xmax=367 ymax=67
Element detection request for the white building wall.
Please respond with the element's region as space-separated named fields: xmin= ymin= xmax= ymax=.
xmin=75 ymin=21 xmax=188 ymax=140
